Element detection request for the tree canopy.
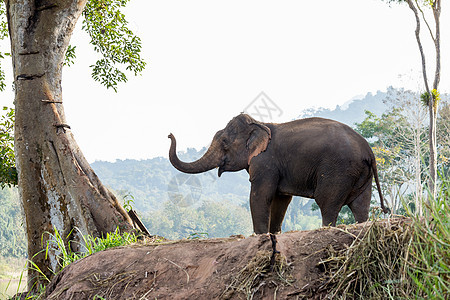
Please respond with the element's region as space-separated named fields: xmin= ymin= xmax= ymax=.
xmin=0 ymin=1 xmax=8 ymax=92
xmin=0 ymin=0 xmax=146 ymax=92
xmin=355 ymin=89 xmax=449 ymax=214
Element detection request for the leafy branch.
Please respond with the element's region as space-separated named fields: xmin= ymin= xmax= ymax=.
xmin=0 ymin=2 xmax=7 ymax=40
xmin=0 ymin=1 xmax=10 ymax=92
xmin=0 ymin=0 xmax=146 ymax=92
xmin=82 ymin=0 xmax=146 ymax=92
xmin=63 ymin=45 xmax=77 ymax=67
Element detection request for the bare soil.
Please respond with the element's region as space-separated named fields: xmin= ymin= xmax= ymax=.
xmin=44 ymin=224 xmax=370 ymax=299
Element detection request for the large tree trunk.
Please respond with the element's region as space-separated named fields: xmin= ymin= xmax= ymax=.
xmin=5 ymin=0 xmax=133 ymax=291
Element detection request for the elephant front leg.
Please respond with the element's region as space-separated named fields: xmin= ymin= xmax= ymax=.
xmin=249 ymin=178 xmax=278 ymax=234
xmin=269 ymin=194 xmax=292 ymax=234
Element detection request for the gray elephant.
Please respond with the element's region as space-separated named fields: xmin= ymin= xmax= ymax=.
xmin=168 ymin=113 xmax=389 ymax=234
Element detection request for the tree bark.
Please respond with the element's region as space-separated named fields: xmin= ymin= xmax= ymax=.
xmin=5 ymin=0 xmax=133 ymax=291
xmin=429 ymin=0 xmax=441 ymax=200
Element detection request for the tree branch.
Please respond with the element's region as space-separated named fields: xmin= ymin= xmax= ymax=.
xmin=432 ymin=0 xmax=440 ymax=91
xmin=406 ymin=0 xmax=430 ymax=93
xmin=414 ymin=0 xmax=435 ymax=42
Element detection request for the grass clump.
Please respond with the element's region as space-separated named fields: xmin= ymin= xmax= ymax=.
xmin=222 ymin=250 xmax=294 ymax=300
xmin=315 ymin=172 xmax=449 ymax=299
xmin=317 ymin=218 xmax=414 ymax=299
xmin=3 ymin=227 xmax=140 ymax=299
xmin=408 ymin=174 xmax=449 ymax=299
xmin=44 ymin=226 xmax=139 ymax=270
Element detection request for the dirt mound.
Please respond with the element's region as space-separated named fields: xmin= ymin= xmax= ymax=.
xmin=45 ymin=224 xmax=368 ymax=299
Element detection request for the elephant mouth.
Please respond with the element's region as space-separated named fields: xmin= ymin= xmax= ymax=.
xmin=218 ymin=158 xmax=228 ymax=177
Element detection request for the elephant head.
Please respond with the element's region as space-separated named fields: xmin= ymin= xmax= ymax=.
xmin=168 ymin=114 xmax=271 ymax=176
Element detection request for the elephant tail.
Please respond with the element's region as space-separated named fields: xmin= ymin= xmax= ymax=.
xmin=371 ymin=156 xmax=390 ymax=214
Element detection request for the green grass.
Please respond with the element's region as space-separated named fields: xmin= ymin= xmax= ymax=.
xmin=408 ymin=172 xmax=449 ymax=299
xmin=2 ymin=227 xmax=138 ymax=299
xmin=44 ymin=227 xmax=138 ymax=270
xmin=313 ymin=171 xmax=450 ymax=299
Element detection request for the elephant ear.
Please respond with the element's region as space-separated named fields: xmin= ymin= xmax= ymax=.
xmin=246 ymin=121 xmax=271 ymax=165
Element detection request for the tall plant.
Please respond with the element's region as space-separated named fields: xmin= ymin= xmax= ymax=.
xmin=383 ymin=0 xmax=441 ymax=200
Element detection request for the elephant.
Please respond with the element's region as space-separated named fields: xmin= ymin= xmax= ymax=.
xmin=168 ymin=113 xmax=389 ymax=234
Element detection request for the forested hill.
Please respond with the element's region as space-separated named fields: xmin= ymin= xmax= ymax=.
xmin=91 ymin=151 xmax=251 ymax=213
xmin=298 ymin=90 xmax=388 ymax=126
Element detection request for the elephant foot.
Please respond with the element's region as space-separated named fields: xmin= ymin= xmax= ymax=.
xmin=269 ymin=233 xmax=280 ymax=272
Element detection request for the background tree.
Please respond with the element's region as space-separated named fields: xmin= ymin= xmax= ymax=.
xmin=384 ymin=0 xmax=441 ymax=199
xmin=437 ymin=101 xmax=450 ymax=176
xmin=1 ymin=0 xmax=145 ymax=291
xmin=355 ymin=107 xmax=410 ymax=214
xmin=383 ymin=88 xmax=429 ymax=215
xmin=141 ymin=200 xmax=254 ymax=240
xmin=355 ymin=89 xmax=449 ymax=215
xmin=0 ymin=106 xmax=16 ymax=188
xmin=0 ymin=187 xmax=26 ymax=258
xmin=282 ymin=198 xmax=322 ymax=230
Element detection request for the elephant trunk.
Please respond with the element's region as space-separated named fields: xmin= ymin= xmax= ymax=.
xmin=168 ymin=133 xmax=222 ymax=174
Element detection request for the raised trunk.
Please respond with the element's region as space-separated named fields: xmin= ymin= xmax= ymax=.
xmin=168 ymin=133 xmax=222 ymax=174
xmin=6 ymin=0 xmax=133 ymax=290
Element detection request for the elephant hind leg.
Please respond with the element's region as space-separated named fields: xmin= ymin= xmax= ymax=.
xmin=348 ymin=183 xmax=372 ymax=223
xmin=315 ymin=178 xmax=353 ymax=227
xmin=320 ymin=207 xmax=340 ymax=227
xmin=269 ymin=194 xmax=292 ymax=234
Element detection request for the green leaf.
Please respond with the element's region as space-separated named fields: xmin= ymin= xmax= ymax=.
xmin=64 ymin=45 xmax=77 ymax=67
xmin=0 ymin=1 xmax=9 ymax=92
xmin=82 ymin=0 xmax=146 ymax=91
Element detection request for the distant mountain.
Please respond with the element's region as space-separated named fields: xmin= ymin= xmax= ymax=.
xmin=298 ymin=90 xmax=389 ymax=127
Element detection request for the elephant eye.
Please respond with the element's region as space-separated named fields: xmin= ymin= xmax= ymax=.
xmin=221 ymin=137 xmax=230 ymax=149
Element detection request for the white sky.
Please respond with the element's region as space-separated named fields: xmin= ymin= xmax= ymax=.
xmin=1 ymin=0 xmax=449 ymax=162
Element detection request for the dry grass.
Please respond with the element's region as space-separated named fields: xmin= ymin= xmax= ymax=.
xmin=86 ymin=271 xmax=138 ymax=299
xmin=221 ymin=250 xmax=294 ymax=300
xmin=315 ymin=217 xmax=415 ymax=299
xmin=303 ymin=212 xmax=447 ymax=299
